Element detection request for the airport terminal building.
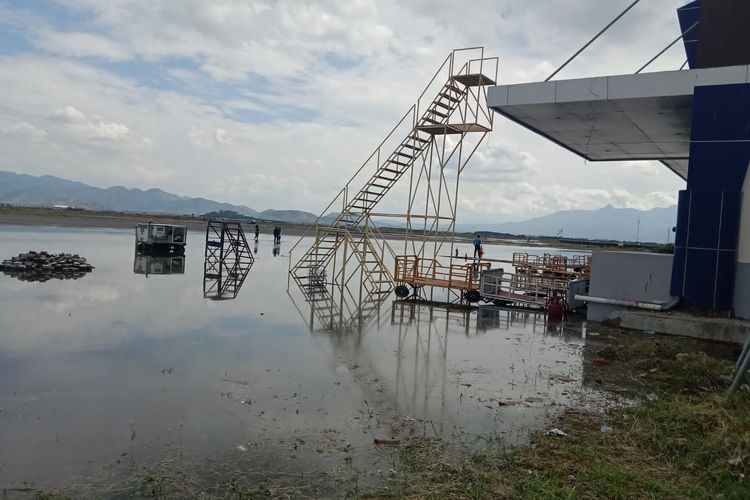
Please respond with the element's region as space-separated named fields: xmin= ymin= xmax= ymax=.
xmin=487 ymin=0 xmax=750 ymax=320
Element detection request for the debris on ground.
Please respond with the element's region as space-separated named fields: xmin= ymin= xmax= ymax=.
xmin=549 ymin=374 xmax=576 ymax=382
xmin=374 ymin=438 xmax=400 ymax=446
xmin=593 ymin=358 xmax=611 ymax=366
xmin=2 ymin=251 xmax=94 ymax=282
xmin=545 ymin=428 xmax=567 ymax=438
xmin=498 ymin=399 xmax=522 ymax=406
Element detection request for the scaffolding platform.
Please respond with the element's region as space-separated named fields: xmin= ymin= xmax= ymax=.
xmin=394 ymin=255 xmax=490 ymax=291
xmin=203 ymin=220 xmax=254 ymax=300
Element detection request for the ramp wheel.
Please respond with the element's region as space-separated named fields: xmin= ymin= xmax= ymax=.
xmin=395 ymin=285 xmax=410 ymax=298
xmin=464 ymin=290 xmax=481 ymax=303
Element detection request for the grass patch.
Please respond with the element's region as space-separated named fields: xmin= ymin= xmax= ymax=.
xmin=367 ymin=334 xmax=750 ymax=499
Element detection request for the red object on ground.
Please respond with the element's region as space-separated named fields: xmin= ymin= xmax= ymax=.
xmin=546 ymin=299 xmax=564 ymax=320
xmin=593 ymin=358 xmax=611 ymax=366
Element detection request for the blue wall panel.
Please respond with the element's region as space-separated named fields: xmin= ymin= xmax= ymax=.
xmin=677 ymin=0 xmax=700 ymax=69
xmin=719 ymin=193 xmax=742 ymax=250
xmin=716 ymin=251 xmax=737 ymax=309
xmin=685 ymin=190 xmax=721 ymax=248
xmin=683 ymin=248 xmax=717 ymax=306
xmin=671 ymin=82 xmax=750 ymax=311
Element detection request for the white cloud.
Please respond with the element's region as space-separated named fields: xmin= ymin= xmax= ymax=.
xmin=51 ymin=105 xmax=87 ymax=124
xmin=1 ymin=121 xmax=48 ymax=141
xmin=34 ymin=31 xmax=130 ymax=61
xmin=0 ymin=0 xmax=689 ymax=221
xmin=50 ymin=105 xmax=130 ymax=140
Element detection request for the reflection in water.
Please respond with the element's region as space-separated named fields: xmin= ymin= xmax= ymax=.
xmin=318 ymin=299 xmax=588 ymax=443
xmin=289 ymin=266 xmax=390 ymax=333
xmin=203 ymin=221 xmax=254 ymax=300
xmin=0 ymin=228 xmax=600 ymax=493
xmin=132 ymin=253 xmax=186 ymax=276
xmin=272 ymin=243 xmax=280 ymax=257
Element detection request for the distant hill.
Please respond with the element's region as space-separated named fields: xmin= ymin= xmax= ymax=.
xmin=459 ymin=204 xmax=678 ymax=243
xmin=257 ymin=209 xmax=317 ymax=224
xmin=0 ymin=171 xmax=259 ymax=217
xmin=201 ymin=210 xmax=255 ymax=221
xmin=0 ymin=171 xmax=678 ymax=241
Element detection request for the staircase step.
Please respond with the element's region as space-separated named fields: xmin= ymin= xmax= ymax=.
xmin=375 ymin=174 xmax=398 ymax=181
xmin=362 ymin=190 xmax=385 ymax=196
xmin=422 ymin=117 xmax=442 ymax=125
xmin=382 ymin=166 xmax=401 ymax=174
xmin=395 ymin=151 xmax=413 ymax=159
xmin=410 ymin=134 xmax=430 ymax=143
xmin=434 ymin=100 xmax=452 ymax=110
xmin=429 ymin=109 xmax=449 ymax=118
xmin=446 ymin=84 xmax=463 ymax=94
xmin=439 ymin=92 xmax=460 ymax=102
xmin=390 ymin=160 xmax=409 ymax=167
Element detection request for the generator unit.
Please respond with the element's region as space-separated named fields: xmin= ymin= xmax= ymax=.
xmin=135 ymin=223 xmax=187 ymax=254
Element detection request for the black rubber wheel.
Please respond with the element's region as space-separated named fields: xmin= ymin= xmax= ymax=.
xmin=395 ymin=285 xmax=410 ymax=298
xmin=465 ymin=290 xmax=481 ymax=303
xmin=493 ymin=298 xmax=511 ymax=307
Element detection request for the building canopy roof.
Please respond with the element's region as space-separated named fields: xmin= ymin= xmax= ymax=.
xmin=487 ymin=65 xmax=750 ymax=180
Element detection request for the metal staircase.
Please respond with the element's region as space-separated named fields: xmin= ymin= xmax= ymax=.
xmin=289 ymin=47 xmax=497 ymax=319
xmin=203 ymin=220 xmax=254 ymax=300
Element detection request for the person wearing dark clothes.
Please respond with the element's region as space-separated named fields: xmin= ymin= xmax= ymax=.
xmin=473 ymin=234 xmax=482 ymax=259
xmin=254 ymin=224 xmax=260 ymax=241
xmin=277 ymin=226 xmax=282 ymax=242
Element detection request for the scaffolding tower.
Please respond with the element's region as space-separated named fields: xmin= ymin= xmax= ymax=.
xmin=204 ymin=220 xmax=254 ymax=300
xmin=289 ymin=47 xmax=498 ymax=313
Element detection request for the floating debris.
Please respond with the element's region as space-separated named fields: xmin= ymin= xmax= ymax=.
xmin=1 ymin=251 xmax=94 ymax=282
xmin=549 ymin=374 xmax=576 ymax=383
xmin=545 ymin=428 xmax=567 ymax=438
xmin=498 ymin=399 xmax=522 ymax=406
xmin=374 ymin=438 xmax=400 ymax=446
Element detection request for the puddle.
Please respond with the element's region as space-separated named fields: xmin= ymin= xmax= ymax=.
xmin=0 ymin=226 xmax=606 ymax=493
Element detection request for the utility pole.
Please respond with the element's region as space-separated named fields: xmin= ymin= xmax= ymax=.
xmin=636 ymin=217 xmax=641 ymax=244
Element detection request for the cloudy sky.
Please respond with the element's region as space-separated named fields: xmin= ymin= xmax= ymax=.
xmin=0 ymin=0 xmax=690 ymax=222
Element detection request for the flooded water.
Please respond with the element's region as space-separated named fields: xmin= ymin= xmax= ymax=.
xmin=0 ymin=226 xmax=602 ymax=494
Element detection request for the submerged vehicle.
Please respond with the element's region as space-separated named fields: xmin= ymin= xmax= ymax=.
xmin=135 ymin=223 xmax=187 ymax=254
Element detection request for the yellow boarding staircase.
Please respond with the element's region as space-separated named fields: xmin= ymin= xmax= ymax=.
xmin=289 ymin=48 xmax=497 ymax=307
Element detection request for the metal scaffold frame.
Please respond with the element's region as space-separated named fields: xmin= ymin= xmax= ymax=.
xmin=203 ymin=220 xmax=254 ymax=300
xmin=288 ymin=47 xmax=498 ymax=324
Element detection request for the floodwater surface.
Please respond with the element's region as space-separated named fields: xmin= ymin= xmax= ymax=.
xmin=0 ymin=226 xmax=601 ymax=493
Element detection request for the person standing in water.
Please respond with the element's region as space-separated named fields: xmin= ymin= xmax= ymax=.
xmin=473 ymin=234 xmax=482 ymax=259
xmin=254 ymin=224 xmax=260 ymax=241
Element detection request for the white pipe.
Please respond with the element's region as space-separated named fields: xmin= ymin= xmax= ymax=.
xmin=574 ymin=294 xmax=680 ymax=311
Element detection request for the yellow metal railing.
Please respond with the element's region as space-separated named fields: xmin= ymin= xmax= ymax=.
xmin=394 ymin=255 xmax=490 ymax=291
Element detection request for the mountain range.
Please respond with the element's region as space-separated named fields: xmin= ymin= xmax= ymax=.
xmin=459 ymin=204 xmax=677 ymax=243
xmin=0 ymin=171 xmax=676 ymax=242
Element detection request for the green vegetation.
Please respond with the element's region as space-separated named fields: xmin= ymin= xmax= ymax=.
xmin=367 ymin=335 xmax=750 ymax=499
xmin=200 ymin=210 xmax=255 ymax=221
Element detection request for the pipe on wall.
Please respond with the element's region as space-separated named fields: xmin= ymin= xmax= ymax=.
xmin=574 ymin=294 xmax=681 ymax=311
